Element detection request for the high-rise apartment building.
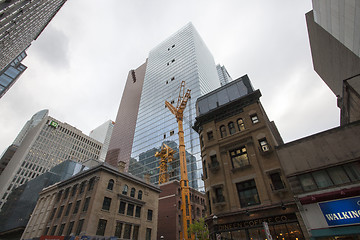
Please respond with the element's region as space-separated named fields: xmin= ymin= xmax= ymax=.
xmin=0 ymin=0 xmax=67 ymax=96
xmin=306 ymin=0 xmax=360 ymax=124
xmin=107 ymin=23 xmax=221 ymax=191
xmin=89 ymin=120 xmax=114 ymax=162
xmin=0 ymin=109 xmax=102 ymax=210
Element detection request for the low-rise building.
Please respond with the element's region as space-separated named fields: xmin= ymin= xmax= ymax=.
xmin=194 ymin=75 xmax=307 ymax=240
xmin=157 ymin=180 xmax=206 ymax=240
xmin=22 ymin=162 xmax=160 ymax=240
xmin=0 ymin=159 xmax=94 ymax=240
xmin=277 ymin=120 xmax=360 ymax=239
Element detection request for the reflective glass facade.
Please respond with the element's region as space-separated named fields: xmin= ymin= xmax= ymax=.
xmin=129 ymin=23 xmax=220 ymax=191
xmin=0 ymin=50 xmax=27 ymax=98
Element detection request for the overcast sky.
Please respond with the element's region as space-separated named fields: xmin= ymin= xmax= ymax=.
xmin=0 ymin=0 xmax=339 ymax=154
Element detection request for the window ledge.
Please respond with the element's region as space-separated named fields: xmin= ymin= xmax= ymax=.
xmin=231 ymin=164 xmax=252 ymax=173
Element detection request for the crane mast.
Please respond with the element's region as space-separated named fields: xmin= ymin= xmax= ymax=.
xmin=165 ymin=81 xmax=194 ymax=240
xmin=155 ymin=143 xmax=175 ymax=184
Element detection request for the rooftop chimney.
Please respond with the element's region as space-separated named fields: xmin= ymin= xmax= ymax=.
xmin=144 ymin=173 xmax=151 ymax=183
xmin=117 ymin=161 xmax=126 ymax=173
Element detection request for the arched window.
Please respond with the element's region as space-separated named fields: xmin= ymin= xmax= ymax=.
xmin=107 ymin=179 xmax=114 ymax=190
xmin=228 ymin=122 xmax=236 ymax=135
xmin=237 ymin=118 xmax=245 ymax=131
xmin=138 ymin=190 xmax=143 ymax=200
xmin=122 ymin=185 xmax=128 ymax=195
xmin=130 ymin=187 xmax=136 ymax=197
xmin=220 ymin=125 xmax=227 ymax=138
xmin=196 ymin=207 xmax=200 ymax=216
xmin=88 ymin=177 xmax=96 ymax=191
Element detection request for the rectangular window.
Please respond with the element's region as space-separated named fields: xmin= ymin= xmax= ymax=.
xmin=57 ymin=205 xmax=64 ymax=218
xmin=127 ymin=203 xmax=134 ymax=216
xmin=146 ymin=228 xmax=152 ymax=240
xmin=76 ymin=219 xmax=84 ymax=235
xmin=66 ymin=221 xmax=74 ymax=236
xmin=102 ymin=197 xmax=111 ymax=211
xmin=207 ymin=131 xmax=214 ymax=140
xmin=83 ymin=197 xmax=90 ymax=212
xmin=270 ymin=172 xmax=285 ymax=190
xmin=119 ymin=201 xmax=126 ymax=214
xmin=58 ymin=223 xmax=65 ymax=236
xmin=50 ymin=225 xmax=57 ymax=236
xmin=327 ymin=166 xmax=350 ymax=185
xmin=133 ymin=225 xmax=139 ymax=240
xmin=229 ymin=146 xmax=249 ymax=168
xmin=147 ymin=209 xmax=153 ymax=221
xmin=259 ymin=138 xmax=270 ymax=152
xmin=210 ymin=155 xmax=219 ymax=168
xmin=251 ymin=114 xmax=259 ymax=124
xmin=312 ymin=170 xmax=333 ymax=188
xmin=236 ymin=179 xmax=260 ymax=207
xmin=123 ymin=224 xmax=132 ymax=239
xmin=135 ymin=206 xmax=141 ymax=218
xmin=298 ymin=173 xmax=317 ymax=191
xmin=114 ymin=221 xmax=123 ymax=238
xmin=214 ymin=187 xmax=224 ymax=203
xmin=344 ymin=162 xmax=360 ymax=181
xmin=49 ymin=208 xmax=57 ymax=220
xmin=73 ymin=200 xmax=81 ymax=214
xmin=96 ymin=219 xmax=107 ymax=236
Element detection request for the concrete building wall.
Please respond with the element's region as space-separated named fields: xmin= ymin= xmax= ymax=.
xmin=276 ymin=120 xmax=360 ymax=177
xmin=306 ymin=10 xmax=360 ymax=98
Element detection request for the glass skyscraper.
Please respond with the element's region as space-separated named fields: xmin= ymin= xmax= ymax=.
xmin=127 ymin=23 xmax=221 ymax=191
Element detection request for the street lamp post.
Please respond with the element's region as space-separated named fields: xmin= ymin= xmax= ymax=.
xmin=212 ymin=215 xmax=218 ymax=240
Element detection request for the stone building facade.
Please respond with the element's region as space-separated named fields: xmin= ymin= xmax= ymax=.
xmin=22 ymin=162 xmax=160 ymax=240
xmin=194 ymin=75 xmax=307 ymax=240
xmin=277 ymin=120 xmax=360 ymax=239
xmin=157 ymin=180 xmax=206 ymax=240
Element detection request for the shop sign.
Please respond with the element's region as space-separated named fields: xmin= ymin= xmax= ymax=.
xmin=319 ymin=196 xmax=360 ymax=226
xmin=214 ymin=213 xmax=297 ymax=232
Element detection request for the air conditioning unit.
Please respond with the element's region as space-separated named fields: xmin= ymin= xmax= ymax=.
xmin=262 ymin=145 xmax=269 ymax=152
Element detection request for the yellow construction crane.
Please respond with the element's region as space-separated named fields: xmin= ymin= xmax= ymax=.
xmin=155 ymin=143 xmax=175 ymax=184
xmin=165 ymin=81 xmax=194 ymax=240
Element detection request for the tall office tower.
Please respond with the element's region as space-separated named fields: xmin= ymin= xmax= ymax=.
xmin=0 ymin=50 xmax=27 ymax=98
xmin=89 ymin=120 xmax=114 ymax=162
xmin=0 ymin=0 xmax=67 ymax=96
xmin=216 ymin=64 xmax=233 ymax=86
xmin=106 ymin=61 xmax=147 ymax=169
xmin=126 ymin=23 xmax=221 ymax=191
xmin=0 ymin=109 xmax=102 ymax=210
xmin=306 ymin=0 xmax=360 ymax=125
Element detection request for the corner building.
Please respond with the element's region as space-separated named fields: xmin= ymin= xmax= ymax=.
xmin=128 ymin=23 xmax=221 ymax=191
xmin=194 ymin=75 xmax=307 ymax=240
